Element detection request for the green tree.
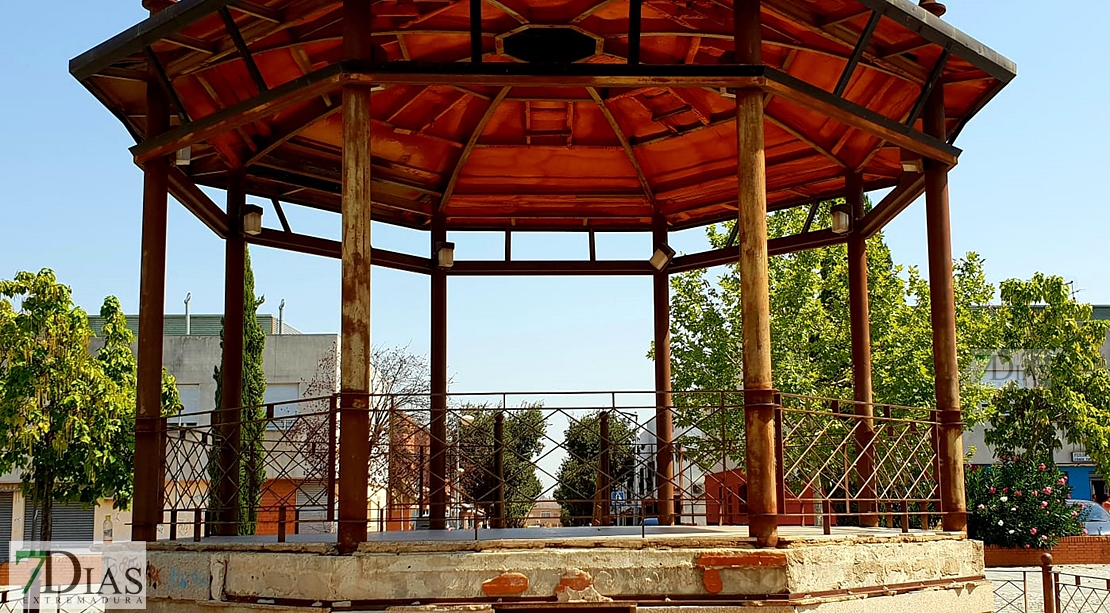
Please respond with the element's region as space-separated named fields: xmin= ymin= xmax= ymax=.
xmin=669 ymin=202 xmax=997 ymax=424
xmin=94 ymin=296 xmax=181 ymax=513
xmin=457 ymin=405 xmax=545 ymax=527
xmin=982 ymin=274 xmax=1110 ymax=475
xmin=0 ymin=270 xmax=180 ymax=540
xmin=553 ymin=411 xmax=636 ymax=526
xmin=212 ymin=246 xmax=267 ymax=535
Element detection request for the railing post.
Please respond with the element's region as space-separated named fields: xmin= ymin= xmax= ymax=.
xmin=493 ymin=411 xmax=506 ymax=529
xmin=169 ymin=509 xmax=178 ymax=541
xmin=1041 ymin=553 xmax=1055 ymax=613
xmin=773 ymin=404 xmax=785 ymax=516
xmin=193 ymin=509 xmax=202 ymax=543
xmin=327 ymin=394 xmax=338 ymax=524
xmin=599 ymin=411 xmax=612 ymax=526
xmin=278 ymin=505 xmax=287 ymax=543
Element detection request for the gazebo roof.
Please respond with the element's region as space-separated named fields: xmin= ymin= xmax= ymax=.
xmin=71 ymin=0 xmax=1015 ymax=233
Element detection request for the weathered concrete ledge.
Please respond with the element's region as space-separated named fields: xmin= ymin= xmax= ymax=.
xmin=145 ymin=530 xmax=987 ymax=612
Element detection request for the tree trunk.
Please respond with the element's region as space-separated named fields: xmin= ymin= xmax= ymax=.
xmin=39 ymin=477 xmax=53 ymax=542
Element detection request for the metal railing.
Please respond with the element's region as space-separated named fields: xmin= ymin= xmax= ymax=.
xmin=987 ymin=554 xmax=1110 ymax=613
xmin=157 ymin=390 xmax=946 ymax=540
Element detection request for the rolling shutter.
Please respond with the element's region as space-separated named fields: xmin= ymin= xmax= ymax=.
xmin=22 ymin=502 xmax=95 ymax=542
xmin=0 ymin=493 xmax=12 ymax=560
xmin=296 ymin=483 xmax=332 ymax=534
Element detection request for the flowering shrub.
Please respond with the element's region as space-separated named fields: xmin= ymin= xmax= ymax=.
xmin=966 ymin=456 xmax=1086 ymax=549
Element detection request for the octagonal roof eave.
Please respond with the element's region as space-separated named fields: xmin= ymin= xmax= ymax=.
xmin=69 ymin=0 xmax=1016 ymax=234
xmin=68 ymin=0 xmax=1016 ymax=85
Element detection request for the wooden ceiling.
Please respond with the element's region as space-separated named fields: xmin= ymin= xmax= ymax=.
xmin=71 ymin=0 xmax=1015 ymax=233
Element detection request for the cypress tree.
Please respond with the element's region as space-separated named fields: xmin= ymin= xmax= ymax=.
xmin=213 ymin=246 xmax=267 ymax=535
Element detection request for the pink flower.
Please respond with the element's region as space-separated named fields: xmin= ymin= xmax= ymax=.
xmin=1033 ymin=490 xmax=1039 ymax=497
xmin=1084 ymin=529 xmax=1089 ymax=536
xmin=978 ymin=504 xmax=986 ymax=510
xmin=1042 ymin=501 xmax=1049 ymax=509
xmin=1072 ymin=511 xmax=1079 ymax=518
xmin=1044 ymin=487 xmax=1053 ymax=495
xmin=1003 ymin=487 xmax=1010 ymax=493
xmin=990 ymin=487 xmax=997 ymax=494
xmin=1016 ymin=491 xmax=1023 ymax=497
xmin=1024 ymin=544 xmax=1031 ymax=549
xmin=1030 ymin=528 xmax=1038 ymax=535
xmin=1058 ymin=478 xmax=1068 ymax=485
xmin=1039 ymin=463 xmax=1047 ymax=471
xmin=1042 ymin=535 xmax=1048 ymax=540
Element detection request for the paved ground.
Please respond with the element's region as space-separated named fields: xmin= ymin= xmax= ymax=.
xmin=988 ymin=565 xmax=1110 ymax=613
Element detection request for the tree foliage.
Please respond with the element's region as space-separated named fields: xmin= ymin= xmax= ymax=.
xmin=553 ymin=411 xmax=636 ymax=526
xmin=982 ymin=274 xmax=1110 ymax=475
xmin=212 ymin=246 xmax=267 ymax=535
xmin=457 ymin=405 xmax=545 ymax=527
xmin=0 ymin=269 xmax=180 ymax=540
xmin=669 ymin=203 xmax=997 ymax=426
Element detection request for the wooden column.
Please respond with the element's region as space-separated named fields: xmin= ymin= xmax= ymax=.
xmin=337 ymin=0 xmax=374 ymax=551
xmin=132 ymin=0 xmax=173 ymax=542
xmin=429 ymin=218 xmax=449 ymax=530
xmin=923 ymin=85 xmax=966 ymax=533
xmin=846 ymin=172 xmax=877 ymax=527
xmin=213 ymin=169 xmax=246 ymax=536
xmin=734 ymin=0 xmax=778 ymax=548
xmin=652 ymin=216 xmax=675 ymax=526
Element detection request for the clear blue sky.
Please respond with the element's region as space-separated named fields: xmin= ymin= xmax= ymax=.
xmin=0 ymin=1 xmax=1106 ymax=394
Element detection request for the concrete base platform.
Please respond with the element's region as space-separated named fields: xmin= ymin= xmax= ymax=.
xmin=145 ymin=527 xmax=991 ymax=613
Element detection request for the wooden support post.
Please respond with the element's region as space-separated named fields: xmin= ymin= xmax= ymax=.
xmin=215 ymin=168 xmax=246 ymax=537
xmin=430 ymin=217 xmax=449 ymax=530
xmin=653 ymin=216 xmax=675 ymax=526
xmin=133 ymin=1 xmax=172 ymax=543
xmin=337 ymin=0 xmax=374 ymax=553
xmin=735 ymin=0 xmax=778 ymax=548
xmin=923 ymin=85 xmax=967 ymax=534
xmin=493 ymin=411 xmax=505 ymax=529
xmin=847 ymin=172 xmax=877 ymax=528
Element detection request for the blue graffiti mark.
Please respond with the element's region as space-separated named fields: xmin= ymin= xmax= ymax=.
xmin=165 ymin=566 xmax=208 ymax=591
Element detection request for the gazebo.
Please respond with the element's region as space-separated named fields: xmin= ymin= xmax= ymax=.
xmin=71 ymin=0 xmax=1014 ymax=609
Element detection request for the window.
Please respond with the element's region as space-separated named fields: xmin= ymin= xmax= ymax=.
xmin=169 ymin=384 xmax=201 ymax=427
xmin=540 ymin=511 xmax=552 ymax=518
xmin=266 ymin=383 xmax=301 ymax=429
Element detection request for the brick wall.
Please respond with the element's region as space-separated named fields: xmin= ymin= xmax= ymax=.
xmin=985 ymin=536 xmax=1110 ymax=566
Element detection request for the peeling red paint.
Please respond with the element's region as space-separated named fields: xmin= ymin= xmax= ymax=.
xmin=696 ymin=552 xmax=787 ymax=569
xmin=555 ymin=569 xmax=593 ymax=594
xmin=482 ymin=572 xmax=529 ymax=596
xmin=702 ymin=568 xmax=723 ymax=594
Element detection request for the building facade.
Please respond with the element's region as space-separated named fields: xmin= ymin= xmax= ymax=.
xmin=964 ymin=306 xmax=1110 ymax=502
xmin=0 ymin=314 xmax=345 ymax=544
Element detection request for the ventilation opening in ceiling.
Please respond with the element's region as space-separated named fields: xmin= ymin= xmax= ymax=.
xmin=503 ymin=27 xmax=597 ymax=63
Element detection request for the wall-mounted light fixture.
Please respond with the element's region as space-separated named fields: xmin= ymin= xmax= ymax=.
xmin=831 ymin=203 xmax=852 ymax=235
xmin=175 ymin=146 xmax=191 ymax=166
xmin=649 ymin=244 xmax=676 ymax=270
xmin=243 ymin=204 xmax=264 ymax=235
xmin=436 ymin=241 xmax=455 ymax=268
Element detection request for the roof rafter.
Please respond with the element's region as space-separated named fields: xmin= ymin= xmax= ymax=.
xmin=245 ymin=99 xmax=341 ymax=166
xmin=439 ymin=86 xmax=511 ymax=212
xmin=764 ymin=106 xmax=847 ymax=169
xmin=588 ymin=87 xmax=655 ymax=204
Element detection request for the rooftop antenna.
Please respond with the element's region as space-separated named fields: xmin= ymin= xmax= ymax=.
xmin=184 ymin=293 xmax=192 ymax=335
xmin=278 ymin=299 xmax=286 ymax=335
